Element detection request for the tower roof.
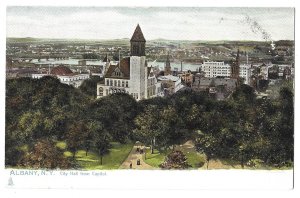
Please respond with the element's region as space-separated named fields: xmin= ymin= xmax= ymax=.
xmin=103 ymin=54 xmax=110 ymax=62
xmin=130 ymin=24 xmax=146 ymax=42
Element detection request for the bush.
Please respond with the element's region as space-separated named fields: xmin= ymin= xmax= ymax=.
xmin=160 ymin=150 xmax=191 ymax=169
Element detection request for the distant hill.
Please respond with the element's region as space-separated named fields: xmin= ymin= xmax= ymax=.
xmin=7 ymin=37 xmax=294 ymax=47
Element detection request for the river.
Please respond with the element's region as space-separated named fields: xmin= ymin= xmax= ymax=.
xmin=32 ymin=59 xmax=201 ymax=72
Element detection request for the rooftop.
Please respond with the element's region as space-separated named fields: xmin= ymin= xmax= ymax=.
xmin=130 ymin=24 xmax=146 ymax=42
xmin=50 ymin=65 xmax=74 ymax=76
xmin=158 ymin=74 xmax=180 ymax=82
xmin=105 ymin=57 xmax=130 ymax=79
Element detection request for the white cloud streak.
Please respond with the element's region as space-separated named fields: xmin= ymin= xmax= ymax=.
xmin=6 ymin=7 xmax=294 ymax=40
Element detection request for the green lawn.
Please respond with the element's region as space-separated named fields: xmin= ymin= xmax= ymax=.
xmin=56 ymin=141 xmax=134 ymax=170
xmin=143 ymin=145 xmax=206 ymax=169
xmin=183 ymin=150 xmax=205 ymax=168
xmin=56 ymin=141 xmax=67 ymax=150
xmin=144 ymin=148 xmax=169 ymax=168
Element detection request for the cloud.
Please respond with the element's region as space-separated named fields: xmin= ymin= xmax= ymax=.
xmin=6 ymin=7 xmax=294 ymax=40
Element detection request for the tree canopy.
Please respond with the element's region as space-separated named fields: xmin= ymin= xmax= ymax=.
xmin=5 ymin=76 xmax=294 ymax=169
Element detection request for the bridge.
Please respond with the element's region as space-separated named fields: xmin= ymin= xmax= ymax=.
xmin=9 ymin=55 xmax=70 ymax=63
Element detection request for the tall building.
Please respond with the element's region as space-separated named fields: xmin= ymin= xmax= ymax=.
xmin=96 ymin=24 xmax=161 ymax=100
xmin=201 ymin=61 xmax=231 ymax=78
xmin=200 ymin=49 xmax=251 ymax=85
xmin=231 ymin=49 xmax=240 ymax=79
xmin=129 ymin=24 xmax=147 ymax=99
xmin=239 ymin=64 xmax=251 ymax=85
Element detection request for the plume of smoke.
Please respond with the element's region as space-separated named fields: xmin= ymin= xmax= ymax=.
xmin=241 ymin=14 xmax=273 ymax=42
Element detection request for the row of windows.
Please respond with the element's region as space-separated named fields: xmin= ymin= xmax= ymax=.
xmin=106 ymin=79 xmax=128 ymax=88
xmin=131 ymin=93 xmax=139 ymax=100
xmin=212 ymin=72 xmax=229 ymax=74
xmin=98 ymin=87 xmax=129 ymax=96
xmin=113 ymin=71 xmax=122 ymax=77
xmin=147 ymin=87 xmax=156 ymax=97
xmin=203 ymin=62 xmax=225 ymax=66
xmin=148 ymin=78 xmax=155 ymax=86
xmin=202 ymin=66 xmax=230 ymax=69
xmin=61 ymin=76 xmax=88 ymax=82
xmin=204 ymin=69 xmax=229 ymax=72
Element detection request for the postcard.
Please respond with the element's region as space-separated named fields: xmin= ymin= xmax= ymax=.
xmin=1 ymin=1 xmax=296 ymax=195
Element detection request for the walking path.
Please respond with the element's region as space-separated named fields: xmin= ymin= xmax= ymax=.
xmin=119 ymin=144 xmax=156 ymax=170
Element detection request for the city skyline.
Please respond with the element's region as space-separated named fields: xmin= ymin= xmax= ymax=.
xmin=7 ymin=7 xmax=294 ymax=41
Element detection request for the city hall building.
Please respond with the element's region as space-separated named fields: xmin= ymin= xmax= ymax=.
xmin=96 ymin=25 xmax=162 ymax=100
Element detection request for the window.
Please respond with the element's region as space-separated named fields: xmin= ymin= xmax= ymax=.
xmin=114 ymin=80 xmax=117 ymax=86
xmin=126 ymin=81 xmax=128 ymax=87
xmin=122 ymin=81 xmax=125 ymax=87
xmin=133 ymin=45 xmax=139 ymax=54
xmin=106 ymin=79 xmax=109 ymax=85
xmin=99 ymin=87 xmax=103 ymax=96
xmin=110 ymin=80 xmax=113 ymax=86
xmin=118 ymin=80 xmax=120 ymax=87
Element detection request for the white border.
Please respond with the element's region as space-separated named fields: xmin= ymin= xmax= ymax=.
xmin=0 ymin=0 xmax=298 ymax=197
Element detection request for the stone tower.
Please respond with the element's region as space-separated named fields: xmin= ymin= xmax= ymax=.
xmin=129 ymin=24 xmax=146 ymax=100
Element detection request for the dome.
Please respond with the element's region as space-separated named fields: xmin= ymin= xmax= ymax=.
xmin=50 ymin=65 xmax=73 ymax=76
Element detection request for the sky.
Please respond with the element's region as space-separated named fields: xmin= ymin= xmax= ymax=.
xmin=6 ymin=7 xmax=294 ymax=41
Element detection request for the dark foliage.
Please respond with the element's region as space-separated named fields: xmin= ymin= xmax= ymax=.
xmin=160 ymin=150 xmax=191 ymax=169
xmin=5 ymin=77 xmax=294 ymax=169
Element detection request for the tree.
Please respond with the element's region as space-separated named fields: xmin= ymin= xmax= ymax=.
xmin=17 ymin=110 xmax=45 ymax=142
xmin=134 ymin=105 xmax=162 ymax=154
xmin=18 ymin=139 xmax=72 ymax=169
xmin=89 ymin=121 xmax=111 ymax=165
xmin=232 ymin=84 xmax=256 ymax=105
xmin=160 ymin=150 xmax=191 ymax=169
xmin=82 ymin=53 xmax=99 ymax=59
xmin=79 ymin=76 xmax=102 ymax=98
xmin=159 ymin=106 xmax=186 ymax=149
xmin=89 ymin=93 xmax=138 ymax=143
xmin=5 ymin=130 xmax=24 ymax=167
xmin=65 ymin=121 xmax=88 ymax=159
xmin=195 ymin=133 xmax=219 ymax=169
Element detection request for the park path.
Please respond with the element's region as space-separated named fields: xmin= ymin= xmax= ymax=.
xmin=119 ymin=144 xmax=156 ymax=170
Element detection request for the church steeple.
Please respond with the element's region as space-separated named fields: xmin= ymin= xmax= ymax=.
xmin=164 ymin=51 xmax=172 ymax=75
xmin=231 ymin=49 xmax=240 ymax=79
xmin=236 ymin=48 xmax=240 ymax=66
xmin=166 ymin=51 xmax=170 ymax=64
xmin=130 ymin=24 xmax=146 ymax=56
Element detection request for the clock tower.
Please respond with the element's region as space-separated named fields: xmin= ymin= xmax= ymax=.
xmin=129 ymin=24 xmax=146 ymax=100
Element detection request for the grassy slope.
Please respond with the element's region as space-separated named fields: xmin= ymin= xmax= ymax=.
xmin=144 ymin=149 xmax=168 ymax=168
xmin=144 ymin=146 xmax=206 ymax=169
xmin=56 ymin=141 xmax=133 ymax=170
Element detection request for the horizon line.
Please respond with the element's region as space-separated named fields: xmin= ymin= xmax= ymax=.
xmin=6 ymin=37 xmax=294 ymax=42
